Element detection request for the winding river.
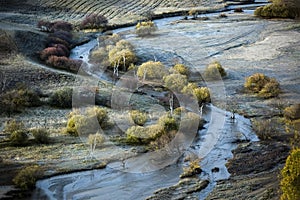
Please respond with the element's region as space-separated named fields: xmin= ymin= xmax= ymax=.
xmin=32 ymin=3 xmax=266 ymax=199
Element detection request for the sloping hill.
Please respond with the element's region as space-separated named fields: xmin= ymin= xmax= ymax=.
xmin=33 ymin=0 xmax=225 ymax=25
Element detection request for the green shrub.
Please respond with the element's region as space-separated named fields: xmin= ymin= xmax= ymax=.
xmin=137 ymin=61 xmax=168 ymax=81
xmin=130 ymin=110 xmax=148 ymax=126
xmin=149 ymin=130 xmax=176 ymax=151
xmin=158 ymin=115 xmax=178 ymax=132
xmin=180 ymin=158 xmax=202 ymax=178
xmin=245 ymin=73 xmax=269 ymax=93
xmin=10 ymin=130 xmax=28 ymax=146
xmin=193 ymin=87 xmax=211 ymax=104
xmin=90 ymin=47 xmax=109 ymax=66
xmin=280 ymin=148 xmax=300 ymax=200
xmin=31 ymin=128 xmax=50 ymax=144
xmin=284 ymin=104 xmax=300 ymax=120
xmin=181 ymin=112 xmax=202 ymax=131
xmin=259 ymin=78 xmax=280 ymax=98
xmin=135 ymin=21 xmax=157 ymax=37
xmin=252 ymin=119 xmax=277 ymax=140
xmin=163 ymin=74 xmax=188 ymax=92
xmin=181 ymin=83 xmax=198 ymax=95
xmin=125 ymin=126 xmax=147 ymax=144
xmin=4 ymin=119 xmax=26 ymax=134
xmin=204 ymin=61 xmax=226 ymax=80
xmin=125 ymin=124 xmax=165 ymax=145
xmin=182 ymin=84 xmax=211 ymax=104
xmin=170 ymin=64 xmax=189 ymax=76
xmin=65 ymin=114 xmax=87 ymax=136
xmin=48 ymin=87 xmax=73 ymax=108
xmin=13 ymin=165 xmax=43 ymax=190
xmin=255 ymin=4 xmax=296 ymax=19
xmin=0 ymin=87 xmax=41 ymax=114
xmin=65 ymin=106 xmax=109 ymax=136
xmin=244 ymin=73 xmax=280 ymax=98
xmin=86 ymin=106 xmax=109 ymax=128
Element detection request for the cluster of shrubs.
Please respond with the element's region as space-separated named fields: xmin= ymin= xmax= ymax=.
xmin=80 ymin=14 xmax=108 ymax=30
xmin=135 ymin=61 xmax=211 ymax=105
xmin=135 ymin=21 xmax=157 ymax=37
xmin=284 ymin=104 xmax=300 ymax=121
xmin=90 ymin=34 xmax=137 ymax=72
xmin=284 ymin=103 xmax=300 ymax=149
xmin=0 ymin=85 xmax=41 ymax=116
xmin=125 ymin=113 xmax=178 ymax=145
xmin=252 ymin=119 xmax=278 ymax=141
xmin=3 ymin=120 xmax=50 ymax=146
xmin=13 ymin=165 xmax=43 ymax=190
xmin=203 ymin=61 xmax=227 ymax=81
xmin=48 ymin=87 xmax=73 ymax=108
xmin=244 ymin=73 xmax=280 ymax=98
xmin=255 ymin=0 xmax=299 ymax=19
xmin=137 ymin=61 xmax=168 ymax=81
xmin=130 ymin=110 xmax=148 ymax=126
xmin=280 ymin=148 xmax=300 ymax=200
xmin=38 ymin=20 xmax=82 ymax=72
xmin=125 ymin=108 xmax=203 ymax=149
xmin=180 ymin=158 xmax=202 ymax=178
xmin=65 ymin=106 xmax=109 ymax=136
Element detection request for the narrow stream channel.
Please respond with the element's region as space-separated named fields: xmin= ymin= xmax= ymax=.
xmin=33 ymin=3 xmax=264 ymax=199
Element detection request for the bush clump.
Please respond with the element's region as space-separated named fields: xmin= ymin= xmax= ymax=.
xmin=203 ymin=61 xmax=226 ymax=80
xmin=158 ymin=114 xmax=179 ymax=132
xmin=46 ymin=56 xmax=82 ymax=72
xmin=193 ymin=87 xmax=211 ymax=104
xmin=163 ymin=74 xmax=188 ymax=92
xmin=0 ymin=87 xmax=41 ymax=115
xmin=244 ymin=73 xmax=280 ymax=98
xmin=4 ymin=120 xmax=26 ymax=134
xmin=13 ymin=165 xmax=43 ymax=190
xmin=180 ymin=159 xmax=202 ymax=178
xmin=135 ymin=21 xmax=157 ymax=37
xmin=65 ymin=106 xmax=109 ymax=136
xmin=149 ymin=130 xmax=176 ymax=150
xmin=252 ymin=119 xmax=277 ymax=140
xmin=31 ymin=128 xmax=50 ymax=144
xmin=170 ymin=64 xmax=189 ymax=76
xmin=65 ymin=114 xmax=88 ymax=136
xmin=255 ymin=4 xmax=296 ymax=19
xmin=10 ymin=130 xmax=28 ymax=146
xmin=182 ymin=83 xmax=211 ymax=104
xmin=137 ymin=61 xmax=168 ymax=81
xmin=181 ymin=112 xmax=202 ymax=131
xmin=80 ymin=14 xmax=108 ymax=30
xmin=108 ymin=40 xmax=137 ymax=71
xmin=40 ymin=46 xmax=68 ymax=61
xmin=86 ymin=106 xmax=109 ymax=129
xmin=126 ymin=124 xmax=165 ymax=145
xmin=130 ymin=110 xmax=148 ymax=126
xmin=48 ymin=87 xmax=73 ymax=108
xmin=280 ymin=148 xmax=300 ymax=200
xmin=284 ymin=104 xmax=300 ymax=120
